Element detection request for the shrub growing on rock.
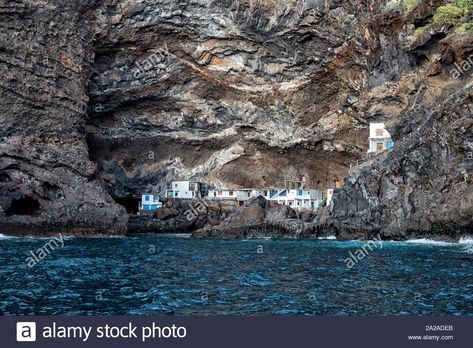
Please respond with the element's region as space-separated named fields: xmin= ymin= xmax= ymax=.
xmin=434 ymin=4 xmax=468 ymax=25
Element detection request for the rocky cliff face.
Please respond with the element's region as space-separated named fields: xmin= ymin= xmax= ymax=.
xmin=0 ymin=0 xmax=127 ymax=235
xmin=319 ymin=81 xmax=473 ymax=240
xmin=86 ymin=0 xmax=375 ymax=199
xmin=0 ymin=0 xmax=472 ymax=237
xmin=318 ymin=1 xmax=473 ymax=240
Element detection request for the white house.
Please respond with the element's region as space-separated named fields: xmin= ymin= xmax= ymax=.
xmin=208 ymin=189 xmax=269 ymax=201
xmin=326 ymin=189 xmax=334 ymax=205
xmin=239 ymin=189 xmax=269 ymax=201
xmin=208 ymin=187 xmax=325 ymax=210
xmin=166 ymin=181 xmax=202 ymax=199
xmin=139 ymin=194 xmax=162 ymax=212
xmin=368 ymin=123 xmax=393 ymax=154
xmin=269 ymin=189 xmax=325 ymax=210
xmin=208 ymin=189 xmax=238 ymax=200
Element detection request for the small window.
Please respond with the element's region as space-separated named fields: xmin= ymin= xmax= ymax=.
xmin=175 ymin=192 xmax=179 ymax=197
xmin=376 ymin=129 xmax=383 ymax=137
xmin=145 ymin=195 xmax=150 ymax=202
xmin=229 ymin=191 xmax=234 ymax=196
xmin=175 ymin=183 xmax=178 ymax=188
xmin=143 ymin=205 xmax=150 ymax=210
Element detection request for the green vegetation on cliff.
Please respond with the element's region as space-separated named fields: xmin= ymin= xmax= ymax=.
xmin=382 ymin=0 xmax=421 ymax=13
xmin=434 ymin=0 xmax=473 ymax=35
xmin=404 ymin=0 xmax=421 ymax=13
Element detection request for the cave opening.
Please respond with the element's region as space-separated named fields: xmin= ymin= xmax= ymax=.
xmin=115 ymin=197 xmax=141 ymax=215
xmin=6 ymin=196 xmax=41 ymax=216
xmin=0 ymin=173 xmax=11 ymax=182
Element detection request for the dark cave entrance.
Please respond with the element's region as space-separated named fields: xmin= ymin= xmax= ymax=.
xmin=6 ymin=197 xmax=41 ymax=216
xmin=115 ymin=197 xmax=140 ymax=215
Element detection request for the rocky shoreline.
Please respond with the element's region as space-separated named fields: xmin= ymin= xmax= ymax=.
xmin=1 ymin=195 xmax=471 ymax=242
xmin=126 ymin=196 xmax=471 ymax=242
xmin=127 ymin=196 xmax=317 ymax=238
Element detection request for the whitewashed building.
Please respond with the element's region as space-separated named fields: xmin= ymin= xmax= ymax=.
xmin=269 ymin=189 xmax=325 ymax=210
xmin=368 ymin=123 xmax=393 ymax=154
xmin=237 ymin=189 xmax=269 ymax=201
xmin=208 ymin=189 xmax=270 ymax=201
xmin=139 ymin=194 xmax=162 ymax=212
xmin=326 ymin=189 xmax=334 ymax=205
xmin=166 ymin=181 xmax=202 ymax=199
xmin=208 ymin=188 xmax=325 ymax=210
xmin=207 ymin=189 xmax=237 ymax=200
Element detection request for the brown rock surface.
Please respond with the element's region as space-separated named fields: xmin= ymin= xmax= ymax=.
xmin=0 ymin=0 xmax=472 ymax=238
xmin=194 ymin=196 xmax=304 ymax=238
xmin=0 ymin=0 xmax=127 ymax=236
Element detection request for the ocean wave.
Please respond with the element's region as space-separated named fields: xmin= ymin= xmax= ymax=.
xmin=463 ymin=246 xmax=473 ymax=254
xmin=458 ymin=237 xmax=473 ymax=254
xmin=459 ymin=236 xmax=473 ymax=244
xmin=405 ymin=239 xmax=453 ymax=246
xmin=0 ymin=233 xmax=23 ymax=239
xmin=155 ymin=233 xmax=192 ymax=238
xmin=317 ymin=236 xmax=337 ymax=240
xmin=0 ymin=233 xmax=70 ymax=240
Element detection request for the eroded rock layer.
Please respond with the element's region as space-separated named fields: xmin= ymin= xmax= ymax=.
xmin=86 ymin=0 xmax=374 ymax=197
xmin=0 ymin=0 xmax=472 ymax=237
xmin=319 ymin=83 xmax=473 ymax=240
xmin=0 ymin=0 xmax=127 ymax=235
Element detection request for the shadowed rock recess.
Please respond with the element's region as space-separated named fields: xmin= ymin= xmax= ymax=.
xmin=0 ymin=0 xmax=472 ymax=238
xmin=0 ymin=0 xmax=127 ymax=235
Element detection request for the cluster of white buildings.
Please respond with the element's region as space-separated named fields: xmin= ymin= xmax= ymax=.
xmin=139 ymin=181 xmax=333 ymax=213
xmin=139 ymin=123 xmax=393 ymax=214
xmin=207 ymin=187 xmax=328 ymax=210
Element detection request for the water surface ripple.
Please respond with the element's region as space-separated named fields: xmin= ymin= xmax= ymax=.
xmin=0 ymin=235 xmax=471 ymax=315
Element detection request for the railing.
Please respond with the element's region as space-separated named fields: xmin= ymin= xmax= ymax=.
xmin=270 ymin=190 xmax=286 ymax=199
xmin=349 ymin=148 xmax=395 ymax=174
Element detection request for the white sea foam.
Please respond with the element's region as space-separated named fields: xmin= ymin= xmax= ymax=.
xmin=458 ymin=237 xmax=473 ymax=254
xmin=463 ymin=246 xmax=473 ymax=254
xmin=459 ymin=236 xmax=473 ymax=244
xmin=405 ymin=239 xmax=453 ymax=246
xmin=0 ymin=233 xmax=23 ymax=239
xmin=156 ymin=233 xmax=192 ymax=238
xmin=317 ymin=236 xmax=337 ymax=240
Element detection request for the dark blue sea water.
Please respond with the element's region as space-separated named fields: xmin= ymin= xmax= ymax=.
xmin=0 ymin=234 xmax=472 ymax=316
